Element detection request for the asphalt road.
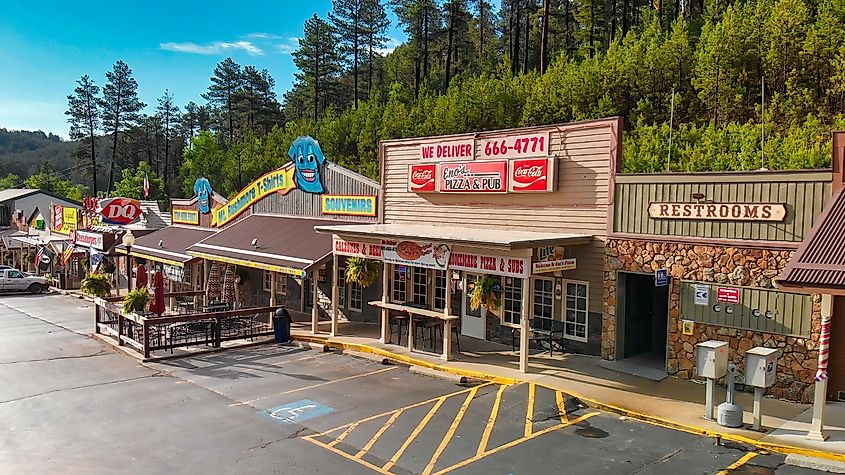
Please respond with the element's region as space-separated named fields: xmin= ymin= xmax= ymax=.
xmin=0 ymin=294 xmax=827 ymax=474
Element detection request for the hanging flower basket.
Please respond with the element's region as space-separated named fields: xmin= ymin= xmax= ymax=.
xmin=123 ymin=288 xmax=152 ymax=314
xmin=469 ymin=275 xmax=502 ymax=312
xmin=345 ymin=257 xmax=379 ymax=288
xmin=81 ymin=273 xmax=113 ymax=298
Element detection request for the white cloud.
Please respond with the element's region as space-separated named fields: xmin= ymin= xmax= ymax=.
xmin=275 ymin=38 xmax=300 ymax=54
xmin=244 ymin=32 xmax=284 ymax=40
xmin=376 ymin=38 xmax=401 ymax=56
xmin=160 ymin=40 xmax=264 ymax=56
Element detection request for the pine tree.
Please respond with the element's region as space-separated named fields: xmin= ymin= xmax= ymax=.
xmin=65 ymin=75 xmax=101 ymax=196
xmin=330 ymin=0 xmax=366 ymax=108
xmin=155 ymin=89 xmax=180 ymax=186
xmin=392 ymin=0 xmax=441 ymax=97
xmin=183 ymin=101 xmax=199 ymax=142
xmin=293 ymin=14 xmax=342 ymax=122
xmin=361 ymin=0 xmax=390 ymax=96
xmin=100 ymin=60 xmax=145 ymax=193
xmin=236 ymin=66 xmax=282 ymax=134
xmin=202 ymin=58 xmax=243 ymax=144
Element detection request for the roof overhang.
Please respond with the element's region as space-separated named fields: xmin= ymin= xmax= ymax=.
xmin=314 ymin=223 xmax=593 ymax=250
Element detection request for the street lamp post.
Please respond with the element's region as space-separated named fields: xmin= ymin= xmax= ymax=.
xmin=122 ymin=231 xmax=136 ymax=292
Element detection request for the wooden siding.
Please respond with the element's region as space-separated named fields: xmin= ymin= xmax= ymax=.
xmin=381 ymin=118 xmax=621 ymax=314
xmin=679 ymin=281 xmax=812 ymax=337
xmin=251 ymin=164 xmax=380 ymax=222
xmin=613 ymin=171 xmax=832 ymax=242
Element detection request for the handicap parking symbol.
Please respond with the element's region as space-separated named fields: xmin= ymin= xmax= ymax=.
xmin=258 ymin=399 xmax=335 ymax=425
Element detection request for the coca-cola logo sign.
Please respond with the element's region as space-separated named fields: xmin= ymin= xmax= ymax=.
xmin=97 ymin=197 xmax=143 ymax=225
xmin=408 ymin=164 xmax=437 ymax=192
xmin=509 ymin=157 xmax=555 ymax=192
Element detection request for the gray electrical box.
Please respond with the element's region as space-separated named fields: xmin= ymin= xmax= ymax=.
xmin=745 ymin=347 xmax=779 ymax=388
xmin=696 ymin=340 xmax=728 ymax=379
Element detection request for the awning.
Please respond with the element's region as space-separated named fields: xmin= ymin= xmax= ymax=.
xmin=313 ymin=223 xmax=593 ymax=250
xmin=186 ymin=214 xmax=345 ymax=277
xmin=115 ymin=226 xmax=216 ymax=267
xmin=779 ymin=188 xmax=845 ymax=294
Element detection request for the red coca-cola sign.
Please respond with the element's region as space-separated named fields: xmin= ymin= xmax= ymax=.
xmin=97 ymin=197 xmax=143 ymax=225
xmin=408 ymin=164 xmax=437 ymax=192
xmin=509 ymin=157 xmax=555 ymax=192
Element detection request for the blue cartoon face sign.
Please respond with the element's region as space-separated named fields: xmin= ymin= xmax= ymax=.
xmin=288 ymin=136 xmax=327 ymax=194
xmin=193 ymin=177 xmax=214 ymax=214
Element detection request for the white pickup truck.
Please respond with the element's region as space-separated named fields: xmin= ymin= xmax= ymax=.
xmin=0 ymin=268 xmax=49 ymax=294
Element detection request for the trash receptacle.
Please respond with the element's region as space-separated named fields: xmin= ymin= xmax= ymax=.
xmin=273 ymin=308 xmax=292 ymax=343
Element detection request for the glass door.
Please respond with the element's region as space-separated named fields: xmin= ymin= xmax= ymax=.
xmin=462 ymin=273 xmax=486 ymax=339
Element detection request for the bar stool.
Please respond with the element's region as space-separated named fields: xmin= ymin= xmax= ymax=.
xmin=421 ymin=319 xmax=440 ymax=352
xmin=389 ymin=313 xmax=409 ymax=345
xmin=432 ymin=321 xmax=461 ymax=354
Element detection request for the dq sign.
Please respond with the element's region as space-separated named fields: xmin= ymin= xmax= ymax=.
xmin=97 ymin=197 xmax=143 ymax=225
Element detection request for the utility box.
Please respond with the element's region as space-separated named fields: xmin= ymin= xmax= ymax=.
xmin=696 ymin=340 xmax=729 ymax=379
xmin=745 ymin=347 xmax=779 ymax=388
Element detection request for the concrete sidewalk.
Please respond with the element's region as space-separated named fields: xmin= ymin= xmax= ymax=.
xmin=291 ymin=321 xmax=845 ymax=462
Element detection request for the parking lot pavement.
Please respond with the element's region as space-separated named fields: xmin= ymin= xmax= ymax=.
xmin=0 ymin=294 xmax=828 ymax=474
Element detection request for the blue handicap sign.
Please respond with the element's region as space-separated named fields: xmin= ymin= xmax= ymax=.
xmin=655 ymin=268 xmax=668 ymax=287
xmin=258 ymin=399 xmax=335 ymax=425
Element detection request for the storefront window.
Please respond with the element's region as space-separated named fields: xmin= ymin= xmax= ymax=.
xmin=433 ymin=270 xmax=447 ymax=310
xmin=503 ymin=277 xmax=523 ymax=327
xmin=532 ymin=277 xmax=554 ymax=331
xmin=412 ymin=267 xmax=428 ymax=306
xmin=564 ymin=281 xmax=589 ymax=342
xmin=392 ymin=266 xmax=407 ymax=303
xmin=276 ymin=273 xmax=287 ymax=296
xmin=338 ymin=267 xmax=347 ymax=307
xmin=263 ymin=271 xmax=272 ymax=292
xmin=350 ymin=281 xmax=362 ymax=311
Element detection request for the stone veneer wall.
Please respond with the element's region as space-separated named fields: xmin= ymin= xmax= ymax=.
xmin=603 ymin=239 xmax=821 ymax=403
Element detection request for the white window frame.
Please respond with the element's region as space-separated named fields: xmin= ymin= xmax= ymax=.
xmin=532 ymin=277 xmax=555 ymax=331
xmin=433 ymin=269 xmax=447 ymax=311
xmin=391 ymin=265 xmax=407 ymax=303
xmin=563 ymin=280 xmax=589 ymax=343
xmin=263 ymin=271 xmax=272 ymax=292
xmin=349 ymin=280 xmax=363 ymax=312
xmin=276 ymin=273 xmax=287 ymax=296
xmin=412 ymin=267 xmax=428 ymax=306
xmin=501 ymin=277 xmax=523 ymax=328
xmin=338 ymin=266 xmax=347 ymax=307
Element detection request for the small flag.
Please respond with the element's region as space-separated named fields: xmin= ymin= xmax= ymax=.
xmin=34 ymin=246 xmax=44 ymax=268
xmin=143 ymin=172 xmax=150 ymax=198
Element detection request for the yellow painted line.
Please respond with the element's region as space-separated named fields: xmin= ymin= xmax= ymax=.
xmin=432 ymin=412 xmax=600 ymax=475
xmin=304 ymin=436 xmax=393 ymax=475
xmin=328 ymin=422 xmax=359 ymax=448
xmin=231 ymin=366 xmax=397 ymax=406
xmin=383 ymin=398 xmax=447 ymax=472
xmin=476 ymin=384 xmax=507 ymax=456
xmin=525 ymin=383 xmax=536 ymax=437
xmin=423 ymin=386 xmax=480 ymax=475
xmin=355 ymin=409 xmax=406 ymax=458
xmin=716 ymin=452 xmax=759 ymax=475
xmin=555 ymin=390 xmax=569 ymax=423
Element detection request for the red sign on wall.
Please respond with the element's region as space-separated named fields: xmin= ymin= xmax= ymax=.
xmin=509 ymin=157 xmax=555 ymax=192
xmin=408 ymin=164 xmax=437 ymax=192
xmin=438 ymin=160 xmax=508 ymax=193
xmin=419 ymin=139 xmax=475 ymax=161
xmin=717 ymin=287 xmax=740 ymax=304
xmin=98 ymin=197 xmax=143 ymax=225
xmin=479 ymin=132 xmax=550 ymax=160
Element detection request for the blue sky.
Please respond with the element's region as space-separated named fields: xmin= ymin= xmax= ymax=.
xmin=0 ymin=1 xmax=403 ymax=138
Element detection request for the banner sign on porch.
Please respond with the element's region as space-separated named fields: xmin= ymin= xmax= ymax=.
xmin=647 ymin=202 xmax=787 ymax=222
xmin=408 ymin=164 xmax=437 ymax=192
xmin=509 ymin=157 xmax=555 ymax=192
xmin=449 ymin=251 xmax=531 ymax=278
xmin=72 ymin=230 xmax=105 ymax=251
xmin=717 ymin=287 xmax=740 ymax=304
xmin=212 ymin=167 xmax=296 ymax=227
xmin=172 ymin=209 xmax=200 ymax=225
xmin=419 ymin=138 xmax=474 ymax=161
xmin=320 ymin=195 xmax=377 ymax=217
xmin=333 ymin=237 xmax=383 ymax=260
xmin=163 ymin=264 xmax=185 ymax=282
xmin=479 ymin=132 xmax=549 ymax=160
xmin=438 ymin=160 xmax=508 ymax=193
xmin=532 ymin=258 xmax=577 ymax=274
xmin=382 ymin=240 xmax=451 ymax=270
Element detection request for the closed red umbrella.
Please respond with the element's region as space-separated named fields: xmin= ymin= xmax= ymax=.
xmin=136 ymin=263 xmax=148 ymax=289
xmin=149 ymin=271 xmax=166 ymax=315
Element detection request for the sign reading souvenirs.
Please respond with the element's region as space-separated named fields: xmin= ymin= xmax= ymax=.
xmin=419 ymin=138 xmax=474 ymax=161
xmin=98 ymin=197 xmax=143 ymax=225
xmin=438 ymin=160 xmax=508 ymax=193
xmin=382 ymin=240 xmax=451 ymax=270
xmin=193 ymin=177 xmax=214 ymax=214
xmin=408 ymin=164 xmax=437 ymax=192
xmin=479 ymin=132 xmax=549 ymax=160
xmin=648 ymin=202 xmax=787 ymax=222
xmin=449 ymin=251 xmax=531 ymax=279
xmin=172 ymin=209 xmax=200 ymax=225
xmin=509 ymin=157 xmax=555 ymax=192
xmin=72 ymin=230 xmax=105 ymax=250
xmin=532 ymin=258 xmax=577 ymax=274
xmin=52 ymin=205 xmax=79 ymax=235
xmin=333 ymin=237 xmax=383 ymax=259
xmin=321 ymin=195 xmax=377 ymax=217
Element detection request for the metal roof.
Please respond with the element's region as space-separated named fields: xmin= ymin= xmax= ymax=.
xmin=115 ymin=226 xmax=216 ymax=264
xmin=0 ymin=188 xmax=82 ymax=206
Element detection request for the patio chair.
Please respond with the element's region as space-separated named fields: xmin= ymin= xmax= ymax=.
xmin=388 ymin=313 xmax=409 ymax=346
xmin=510 ymin=319 xmax=566 ymax=356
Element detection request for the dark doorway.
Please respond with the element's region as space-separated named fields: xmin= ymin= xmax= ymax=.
xmin=621 ymin=272 xmax=669 ymax=363
xmin=828 ymin=296 xmax=845 ymax=401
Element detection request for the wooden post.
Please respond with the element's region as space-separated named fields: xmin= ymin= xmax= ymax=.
xmin=95 ymin=303 xmax=101 ymax=334
xmin=442 ymin=276 xmax=453 ymax=361
xmin=142 ymin=320 xmax=150 ymax=359
xmin=519 ymin=277 xmax=531 ymax=373
xmin=269 ymin=271 xmax=277 ymax=330
xmin=808 ymin=293 xmax=833 ymax=441
xmin=204 ymin=259 xmax=211 ymax=306
xmin=331 ymin=254 xmax=339 ymax=337
xmin=380 ymin=262 xmax=389 ymax=344
xmin=311 ymin=269 xmax=319 ymax=334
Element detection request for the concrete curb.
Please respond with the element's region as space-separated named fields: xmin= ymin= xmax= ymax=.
xmin=291 ymin=333 xmax=845 ymax=463
xmin=409 ymin=365 xmax=469 ymax=384
xmin=785 ymin=454 xmax=845 ymax=473
xmin=343 ymin=349 xmax=392 ymax=365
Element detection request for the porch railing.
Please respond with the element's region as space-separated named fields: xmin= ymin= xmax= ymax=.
xmin=94 ymin=296 xmax=282 ymax=358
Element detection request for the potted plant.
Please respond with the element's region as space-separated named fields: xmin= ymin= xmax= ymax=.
xmin=345 ymin=257 xmax=378 ymax=287
xmin=469 ymin=275 xmax=503 ymax=311
xmin=123 ymin=288 xmax=152 ymax=314
xmin=81 ymin=273 xmax=113 ymax=298
xmin=101 ymin=259 xmax=116 ymax=275
xmin=24 ymin=252 xmax=35 ymax=264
